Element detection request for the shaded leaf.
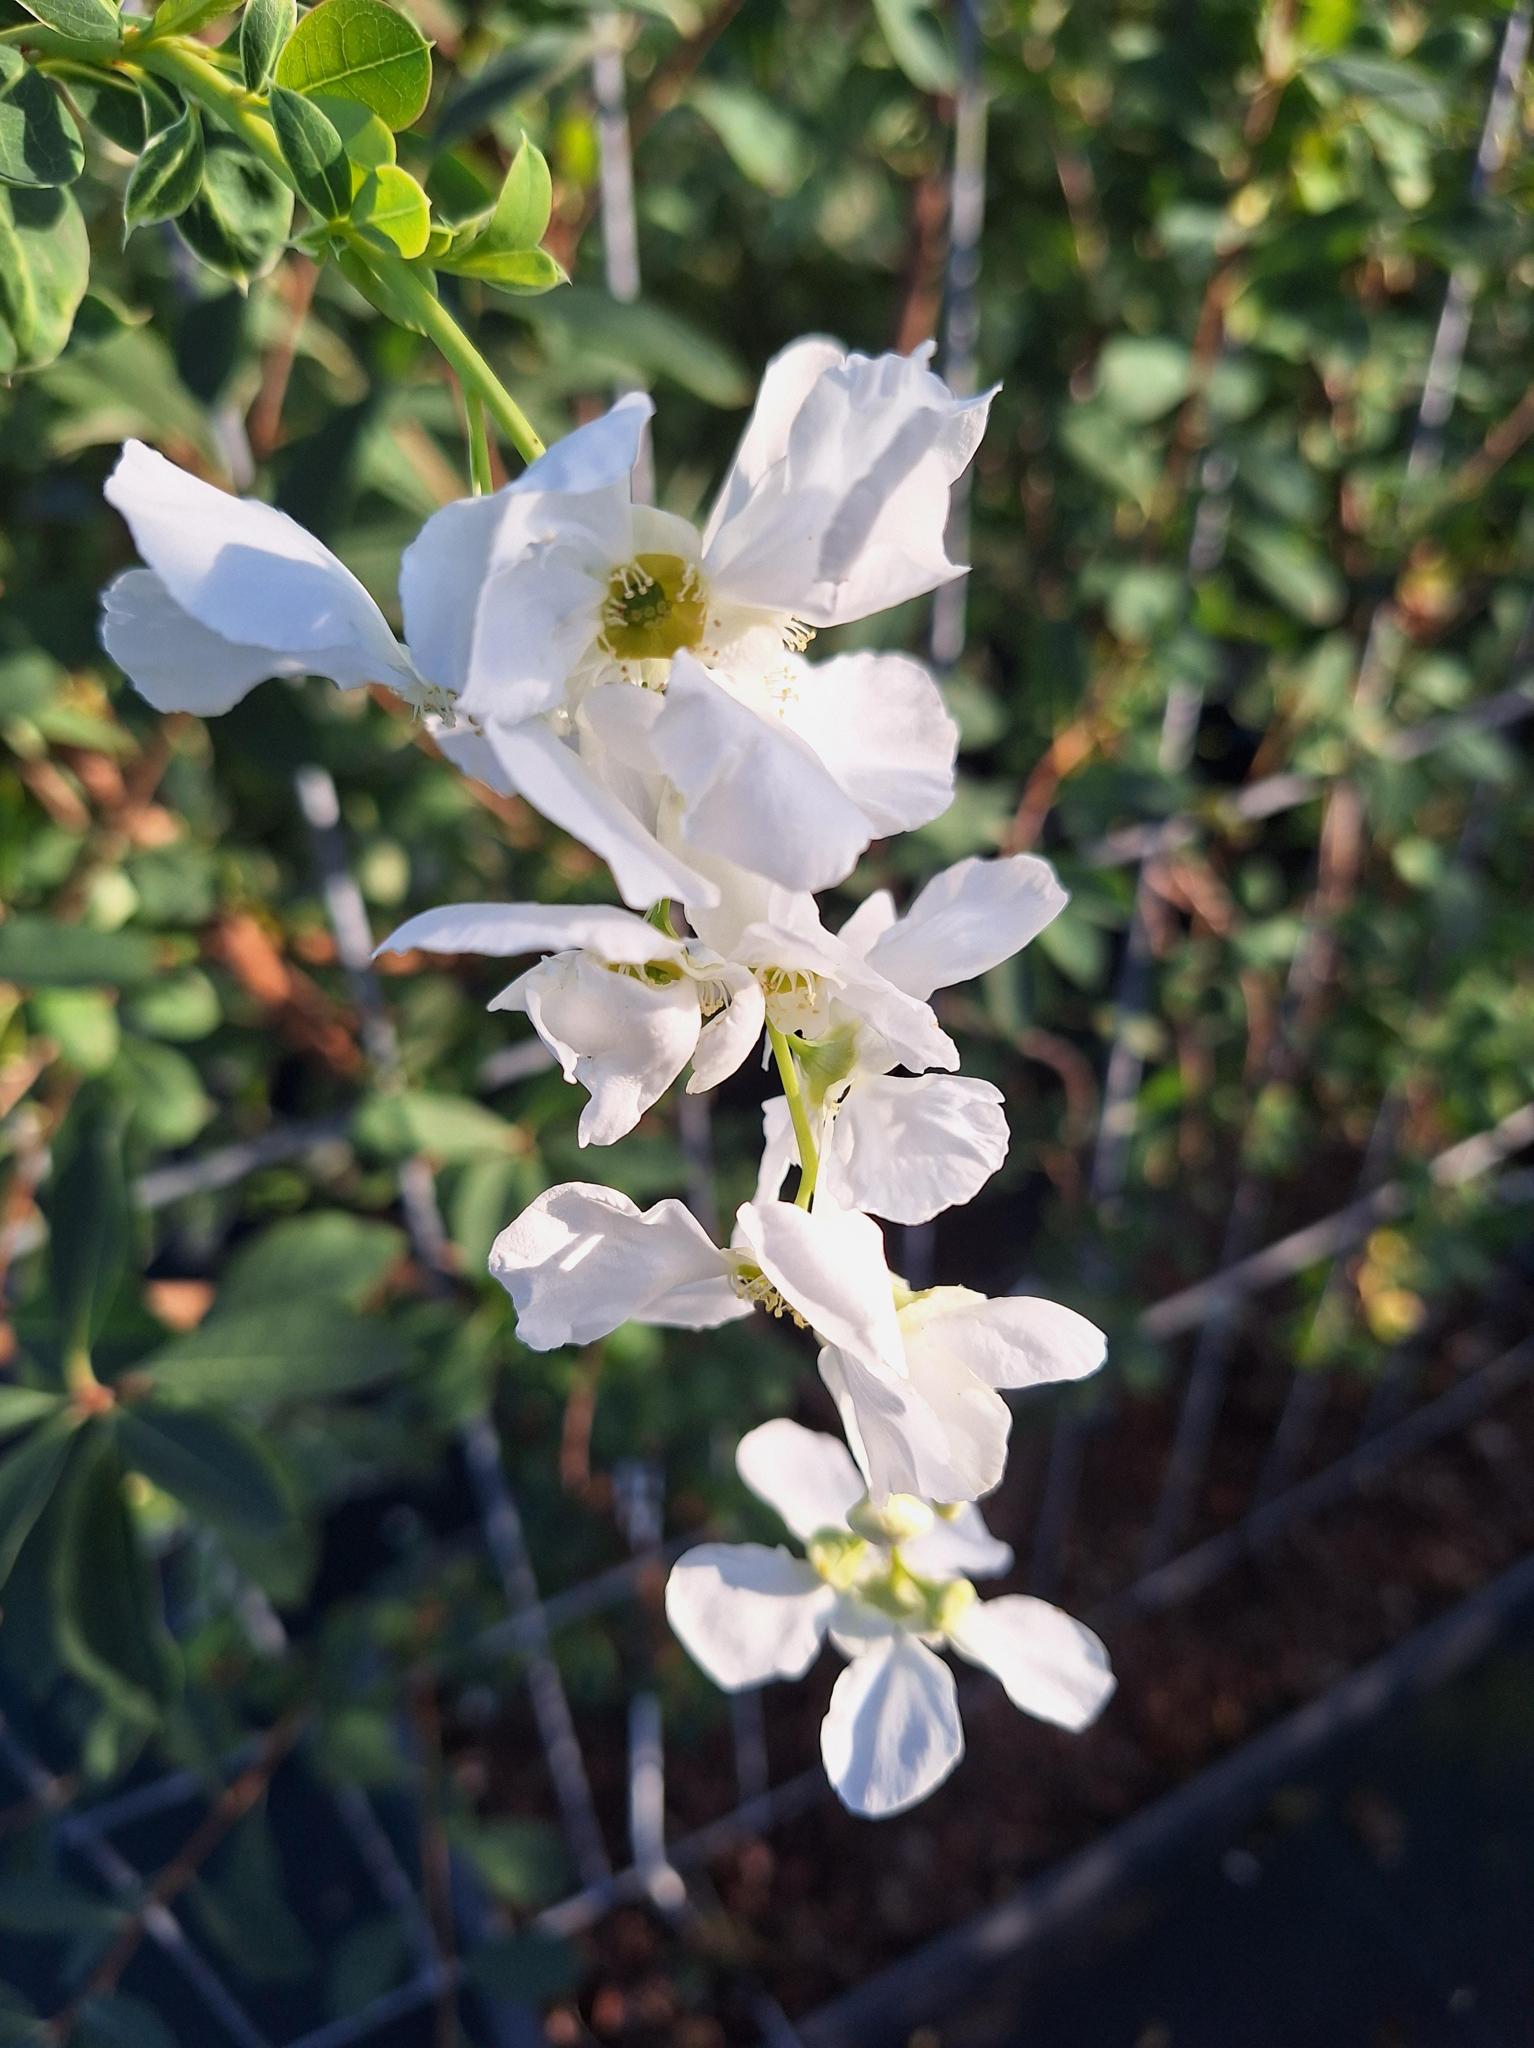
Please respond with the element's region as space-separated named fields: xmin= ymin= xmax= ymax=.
xmin=353 ymin=1088 xmax=524 ymax=1162
xmin=115 ymin=1401 xmax=293 ymax=1538
xmin=219 ymin=1212 xmax=404 ymax=1312
xmin=0 ymin=1416 xmax=77 ymax=1590
xmin=176 ymin=133 xmax=293 ymax=287
xmin=271 ymin=81 xmax=350 ymax=218
xmin=52 ymin=1435 xmax=179 ymax=1721
xmin=0 ymin=917 xmax=158 ymax=987
xmin=240 ymin=0 xmax=296 ymax=93
xmin=0 ymin=1386 xmax=63 ymax=1439
xmin=141 ymin=1301 xmax=413 ymax=1403
xmin=47 ymin=1086 xmax=132 ymax=1359
xmin=0 ymin=47 xmax=84 ymax=189
xmin=0 ymin=180 xmax=89 ymax=373
xmin=123 ymin=104 xmax=203 ymax=229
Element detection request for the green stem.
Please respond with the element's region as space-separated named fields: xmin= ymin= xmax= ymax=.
xmin=130 ymin=38 xmax=291 ymax=185
xmin=364 ymin=250 xmax=545 ymax=466
xmin=129 ymin=37 xmax=547 ymax=471
xmin=767 ymin=1022 xmax=819 ymax=1210
xmin=463 ymin=388 xmax=494 ymax=496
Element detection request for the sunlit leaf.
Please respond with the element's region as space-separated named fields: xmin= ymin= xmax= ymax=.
xmin=275 ymin=0 xmax=432 ymax=132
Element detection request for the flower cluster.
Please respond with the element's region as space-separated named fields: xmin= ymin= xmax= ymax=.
xmin=100 ymin=336 xmax=1115 ymax=1818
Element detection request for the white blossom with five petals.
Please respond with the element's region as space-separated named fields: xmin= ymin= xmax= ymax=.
xmin=489 ymin=1185 xmax=1104 ymax=1503
xmin=666 ymin=1419 xmax=1115 ymax=1817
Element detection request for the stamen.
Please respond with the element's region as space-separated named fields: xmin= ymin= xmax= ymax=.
xmin=599 ymin=552 xmax=707 ymax=663
xmin=782 ymin=617 xmax=816 ymax=654
xmin=731 ymin=1264 xmax=807 ymax=1327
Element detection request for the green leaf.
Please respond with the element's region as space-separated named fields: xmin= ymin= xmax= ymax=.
xmin=141 ymin=1302 xmax=414 ymax=1404
xmin=0 ymin=180 xmax=88 ymax=373
xmin=107 ymin=1038 xmax=212 ymax=1148
xmin=469 ymin=1932 xmax=582 ymax=2004
xmin=871 ymin=0 xmax=954 ymax=91
xmin=1096 ymin=336 xmax=1192 ymax=424
xmin=176 ymin=133 xmax=293 ymax=287
xmin=350 ymin=159 xmax=428 ymax=253
xmin=218 ymin=1212 xmax=404 ymax=1313
xmin=270 ymin=82 xmax=350 ymax=218
xmin=1236 ymin=523 xmax=1347 ymax=626
xmin=0 ymin=1873 xmax=120 ymax=1936
xmin=47 ymin=1088 xmax=132 ymax=1360
xmin=440 ymin=241 xmax=561 ymax=291
xmin=14 ymin=0 xmax=119 ymax=50
xmin=0 ymin=1417 xmax=77 ymax=1590
xmin=0 ymin=1387 xmax=63 ymax=1439
xmin=47 ymin=62 xmax=145 ymax=152
xmin=53 ymin=1437 xmax=178 ymax=1722
xmin=0 ymin=47 xmax=84 ymax=189
xmin=275 ymin=0 xmax=432 ymax=132
xmin=115 ymin=1401 xmax=292 ymax=1538
xmin=0 ymin=916 xmax=158 ymax=986
xmin=147 ymin=0 xmax=235 ymax=35
xmin=123 ymin=104 xmax=203 ymax=229
xmin=515 ymin=285 xmax=750 ymax=407
xmin=353 ymin=1088 xmax=525 ymax=1162
xmin=481 ymin=134 xmax=550 ymax=249
xmin=77 ymin=1994 xmax=179 ymax=2048
xmin=688 ymin=81 xmax=807 ymax=197
xmin=312 ymin=90 xmax=393 ymax=173
xmin=240 ymin=0 xmax=296 ymax=93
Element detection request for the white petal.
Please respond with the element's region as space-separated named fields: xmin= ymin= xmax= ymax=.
xmin=666 ymin=1543 xmax=832 ymax=1690
xmin=104 ymin=441 xmax=411 ymax=690
xmin=734 ymin=1199 xmax=903 ymax=1373
xmin=703 ymin=336 xmax=846 ymax=552
xmin=705 ymin=349 xmax=994 ymax=628
xmin=651 ymin=654 xmax=874 ymax=893
xmin=832 ymin=957 xmax=958 ymax=1077
xmin=837 ymin=890 xmax=897 ymax=960
xmin=474 ymin=719 xmax=718 ymax=912
xmin=734 ymin=1418 xmax=864 ymax=1542
xmin=489 ymin=1182 xmax=744 ymax=1347
xmin=818 ymin=1342 xmax=1010 ymax=1507
xmin=905 ymin=1293 xmax=1107 ymax=1391
xmin=820 ymin=1636 xmax=964 ymax=1818
xmin=829 ymin=1074 xmax=1008 ymax=1224
xmin=687 ymin=967 xmax=765 ymax=1093
xmin=903 ymin=1504 xmax=1014 ymax=1582
xmin=400 ymin=396 xmax=652 ymax=719
xmin=777 ymin=652 xmax=957 ymax=838
xmin=100 ymin=570 xmax=299 ymax=715
xmin=868 ymin=854 xmax=1069 ymax=1001
xmin=753 ymin=1097 xmax=799 ymax=1207
xmin=506 ymin=954 xmax=698 ymax=1146
xmin=374 ymin=900 xmax=683 ymax=967
xmin=948 ymin=1596 xmax=1115 ymax=1730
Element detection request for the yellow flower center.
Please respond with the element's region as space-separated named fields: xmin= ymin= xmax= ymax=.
xmin=600 ymin=552 xmax=706 ymax=662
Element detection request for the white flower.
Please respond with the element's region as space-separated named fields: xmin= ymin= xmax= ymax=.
xmin=100 ymin=442 xmax=426 ymax=716
xmin=490 ymin=1185 xmax=1104 ymax=1504
xmin=755 ymin=855 xmax=1069 ymax=1223
xmin=374 ymin=875 xmax=958 ymax=1145
xmin=374 ymin=898 xmax=766 ymax=1146
xmin=665 ymin=1419 xmax=1115 ymax=1817
xmin=401 ymin=339 xmax=985 ymax=891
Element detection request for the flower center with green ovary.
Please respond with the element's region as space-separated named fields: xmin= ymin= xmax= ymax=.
xmin=601 ymin=553 xmax=706 ymax=662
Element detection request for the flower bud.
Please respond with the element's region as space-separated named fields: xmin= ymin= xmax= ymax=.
xmin=847 ymin=1492 xmax=935 ymax=1546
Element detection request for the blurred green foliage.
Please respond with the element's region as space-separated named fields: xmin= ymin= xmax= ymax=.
xmin=0 ymin=0 xmax=1532 ymax=2031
